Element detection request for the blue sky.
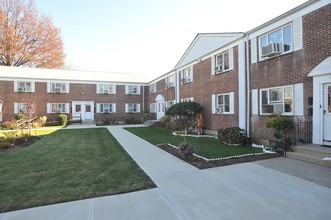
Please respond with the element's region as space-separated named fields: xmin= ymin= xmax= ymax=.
xmin=35 ymin=0 xmax=307 ymax=80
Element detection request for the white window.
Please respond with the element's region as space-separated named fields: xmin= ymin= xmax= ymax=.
xmin=217 ymin=94 xmax=230 ymax=113
xmin=212 ymin=92 xmax=234 ymax=114
xmin=16 ymin=81 xmax=33 ymax=92
xmin=166 ymin=100 xmax=175 ymax=109
xmin=260 ymin=86 xmax=293 ymax=115
xmin=125 ymin=103 xmax=141 ymax=113
xmin=98 ymin=103 xmax=115 ymax=113
xmin=181 ymin=67 xmax=192 ymax=84
xmin=97 ymin=84 xmax=115 ymax=94
xmin=126 ymin=85 xmax=140 ymax=94
xmin=49 ymin=82 xmax=68 ymax=93
xmin=150 ymin=83 xmax=156 ymax=93
xmin=14 ymin=102 xmax=36 ymax=114
xmin=215 ymin=51 xmax=230 ymax=72
xmin=150 ymin=102 xmax=156 ymax=113
xmin=165 ymin=74 xmax=175 ymax=88
xmin=51 ymin=103 xmax=66 ymax=113
xmin=259 ymin=24 xmax=292 ymax=59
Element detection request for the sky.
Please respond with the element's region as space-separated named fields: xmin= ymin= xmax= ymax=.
xmin=35 ymin=0 xmax=308 ymax=81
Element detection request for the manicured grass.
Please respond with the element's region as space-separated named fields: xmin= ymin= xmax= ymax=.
xmin=0 ymin=126 xmax=63 ymax=138
xmin=126 ymin=127 xmax=262 ymax=159
xmin=0 ymin=128 xmax=154 ymax=213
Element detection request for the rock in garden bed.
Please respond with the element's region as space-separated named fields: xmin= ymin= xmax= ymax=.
xmin=156 ymin=143 xmax=282 ymax=169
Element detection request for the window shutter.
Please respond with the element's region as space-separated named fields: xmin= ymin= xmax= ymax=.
xmin=113 ymin=84 xmax=116 ymax=94
xmin=31 ymin=82 xmax=35 ymax=92
xmin=96 ymin=84 xmax=100 ymax=94
xmin=190 ymin=66 xmax=193 ymax=80
xmin=293 ymin=17 xmax=302 ymax=51
xmin=212 ymin=94 xmax=216 ymax=114
xmin=229 ymin=48 xmax=234 ymax=70
xmin=294 ymin=83 xmax=304 ymax=115
xmin=14 ymin=81 xmax=18 ymax=92
xmin=112 ymin=103 xmax=116 ymax=113
xmin=96 ymin=103 xmax=100 ymax=113
xmin=14 ymin=103 xmax=19 ymax=114
xmin=211 ymin=56 xmax=215 ymax=75
xmin=125 ymin=104 xmax=128 ymax=113
xmin=137 ymin=86 xmax=141 ymax=95
xmin=47 ymin=103 xmax=51 ymax=113
xmin=65 ymin=103 xmax=70 ymax=113
xmin=66 ymin=83 xmax=70 ymax=93
xmin=252 ymin=89 xmax=258 ymax=115
xmin=47 ymin=82 xmax=51 ymax=93
xmin=137 ymin=104 xmax=141 ymax=113
xmin=125 ymin=85 xmax=129 ymax=94
xmin=229 ymin=92 xmax=234 ymax=114
xmin=250 ymin=38 xmax=257 ymax=64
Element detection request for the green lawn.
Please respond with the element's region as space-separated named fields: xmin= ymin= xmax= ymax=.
xmin=0 ymin=128 xmax=155 ymax=213
xmin=125 ymin=127 xmax=262 ymax=159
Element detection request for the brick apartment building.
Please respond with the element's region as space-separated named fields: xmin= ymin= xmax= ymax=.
xmin=1 ymin=0 xmax=330 ymax=146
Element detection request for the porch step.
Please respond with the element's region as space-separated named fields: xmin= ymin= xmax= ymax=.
xmin=287 ymin=144 xmax=331 ymax=168
xmin=81 ymin=120 xmax=95 ymax=125
xmin=143 ymin=120 xmax=160 ymax=126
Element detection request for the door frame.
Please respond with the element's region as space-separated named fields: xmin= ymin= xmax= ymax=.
xmin=155 ymin=94 xmax=165 ymax=120
xmin=72 ymin=101 xmax=94 ymax=121
xmin=323 ymin=83 xmax=331 ymax=144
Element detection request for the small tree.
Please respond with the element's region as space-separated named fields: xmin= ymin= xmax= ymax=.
xmin=166 ymin=101 xmax=203 ymax=133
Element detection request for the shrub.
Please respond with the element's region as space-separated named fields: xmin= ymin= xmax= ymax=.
xmin=15 ymin=113 xmax=25 ymax=121
xmin=178 ymin=142 xmax=196 ymax=156
xmin=57 ymin=114 xmax=67 ymax=126
xmin=159 ymin=115 xmax=170 ymax=127
xmin=265 ymin=116 xmax=292 ymax=131
xmin=0 ymin=121 xmax=18 ymax=130
xmin=218 ymin=127 xmax=246 ymax=145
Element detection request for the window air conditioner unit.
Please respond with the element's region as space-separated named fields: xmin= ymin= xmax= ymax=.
xmin=103 ymin=89 xmax=109 ymax=94
xmin=261 ymin=43 xmax=282 ymax=57
xmin=166 ymin=82 xmax=174 ymax=87
xmin=55 ymin=109 xmax=61 ymax=113
xmin=18 ymin=87 xmax=25 ymax=92
xmin=54 ymin=88 xmax=61 ymax=93
xmin=181 ymin=78 xmax=191 ymax=84
xmin=214 ymin=65 xmax=223 ymax=73
xmin=262 ymin=104 xmax=283 ymax=114
xmin=216 ymin=107 xmax=223 ymax=113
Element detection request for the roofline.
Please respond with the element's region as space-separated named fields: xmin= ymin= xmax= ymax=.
xmin=147 ymin=69 xmax=176 ymax=84
xmin=174 ymin=32 xmax=244 ymax=69
xmin=246 ymin=0 xmax=317 ymax=34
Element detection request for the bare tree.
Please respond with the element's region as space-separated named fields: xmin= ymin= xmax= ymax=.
xmin=0 ymin=0 xmax=65 ymax=68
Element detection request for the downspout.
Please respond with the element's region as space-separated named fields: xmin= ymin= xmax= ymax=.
xmin=142 ymin=85 xmax=145 ymax=112
xmin=245 ymin=33 xmax=251 ymax=138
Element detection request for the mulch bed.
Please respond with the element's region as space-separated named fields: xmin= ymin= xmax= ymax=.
xmin=157 ymin=144 xmax=282 ymax=169
xmin=0 ymin=137 xmax=40 ymax=156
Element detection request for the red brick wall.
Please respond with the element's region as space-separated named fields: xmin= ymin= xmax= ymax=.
xmin=0 ymin=81 xmax=143 ymax=123
xmin=180 ymin=46 xmax=240 ymax=131
xmin=249 ymin=3 xmax=331 ymax=140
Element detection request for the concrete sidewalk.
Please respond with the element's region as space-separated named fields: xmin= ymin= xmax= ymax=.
xmin=1 ymin=125 xmax=331 ymax=220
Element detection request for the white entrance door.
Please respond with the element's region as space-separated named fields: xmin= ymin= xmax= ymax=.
xmin=72 ymin=101 xmax=94 ymax=121
xmin=324 ymin=83 xmax=331 ymax=143
xmin=155 ymin=94 xmax=165 ymax=120
xmin=84 ymin=104 xmax=92 ymax=120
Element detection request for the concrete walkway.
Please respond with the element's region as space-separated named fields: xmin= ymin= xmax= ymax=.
xmin=1 ymin=125 xmax=331 ymax=220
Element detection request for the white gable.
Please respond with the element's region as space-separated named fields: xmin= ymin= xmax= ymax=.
xmin=175 ymin=33 xmax=243 ymax=68
xmin=308 ymin=56 xmax=331 ymax=77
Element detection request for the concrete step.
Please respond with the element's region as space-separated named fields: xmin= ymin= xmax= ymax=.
xmin=287 ymin=152 xmax=331 ymax=168
xmin=291 ymin=145 xmax=331 ymax=158
xmin=143 ymin=120 xmax=160 ymax=126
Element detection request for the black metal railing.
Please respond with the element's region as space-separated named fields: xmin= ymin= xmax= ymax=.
xmin=293 ymin=121 xmax=312 ymax=144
